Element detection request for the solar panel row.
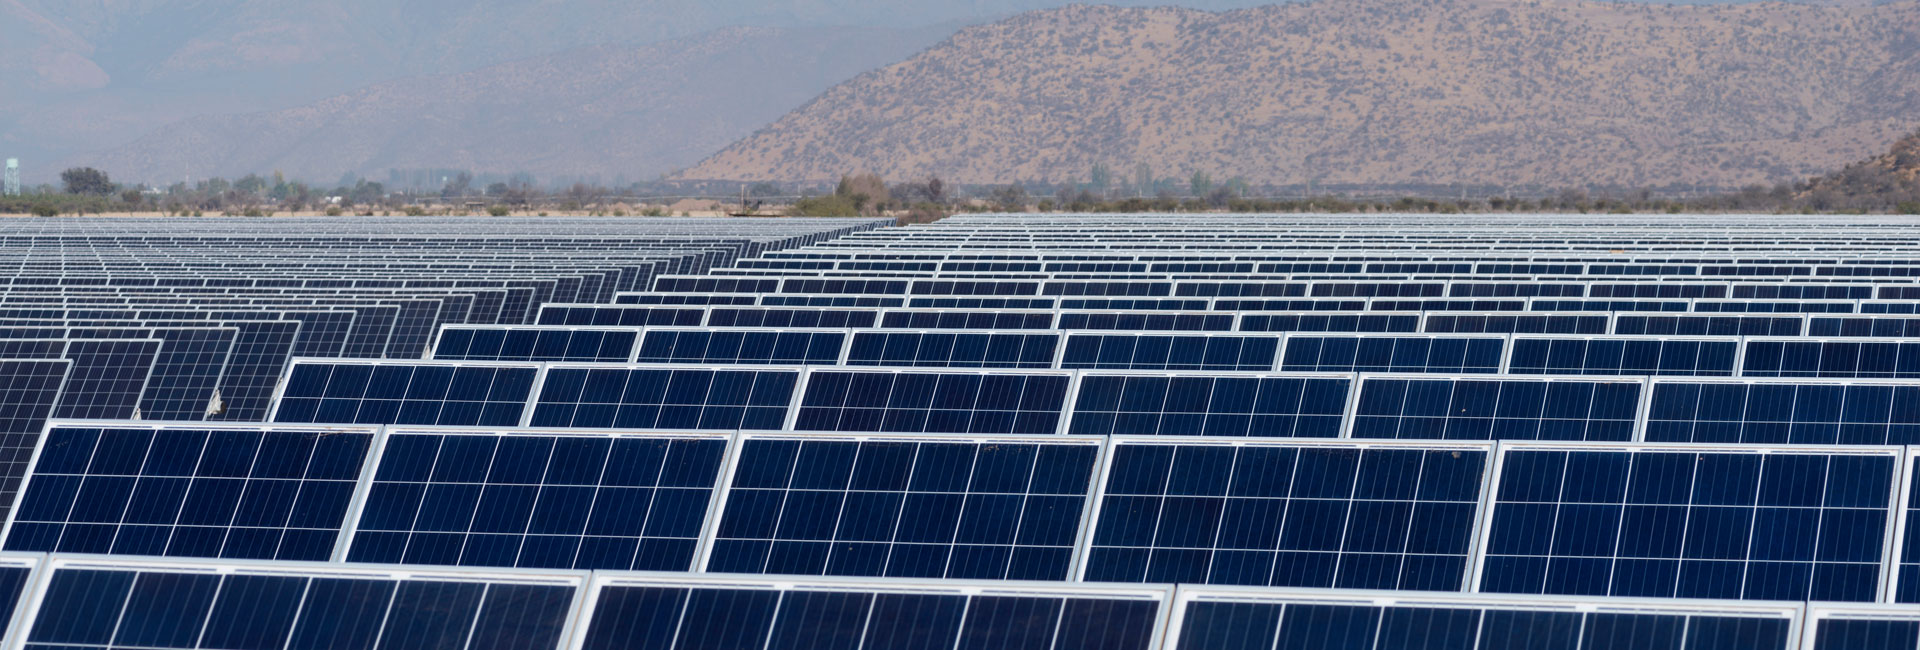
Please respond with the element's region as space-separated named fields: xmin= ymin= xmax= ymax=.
xmin=0 ymin=553 xmax=1911 ymax=650
xmin=16 ymin=423 xmax=1920 ymax=606
xmin=262 ymin=359 xmax=1920 ymax=445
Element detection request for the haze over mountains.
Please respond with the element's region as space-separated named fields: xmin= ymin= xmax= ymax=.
xmin=3 ymin=0 xmax=1278 ymax=183
xmin=683 ymin=0 xmax=1920 ymax=188
xmin=73 ymin=25 xmax=962 ymax=185
xmin=10 ymin=0 xmax=1915 ymax=188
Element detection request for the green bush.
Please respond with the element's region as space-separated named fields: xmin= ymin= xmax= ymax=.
xmin=788 ymin=195 xmax=859 ymax=216
xmin=324 ymin=206 xmax=343 ymax=216
xmin=488 ymin=205 xmax=510 ymax=216
xmin=30 ymin=203 xmax=58 ymax=217
xmin=404 ymin=205 xmax=426 ymax=216
xmin=1899 ymin=201 xmax=1920 ymax=215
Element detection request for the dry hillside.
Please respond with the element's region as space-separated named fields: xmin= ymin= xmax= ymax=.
xmin=1792 ymin=131 xmax=1920 ymax=210
xmin=680 ymin=0 xmax=1920 ymax=187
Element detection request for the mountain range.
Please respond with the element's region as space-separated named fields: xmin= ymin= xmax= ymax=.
xmin=2 ymin=0 xmax=1287 ymax=183
xmin=680 ymin=0 xmax=1920 ymax=188
xmin=13 ymin=0 xmax=1917 ymax=188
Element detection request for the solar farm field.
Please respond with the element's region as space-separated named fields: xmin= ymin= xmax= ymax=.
xmin=2 ymin=214 xmax=1920 ymax=649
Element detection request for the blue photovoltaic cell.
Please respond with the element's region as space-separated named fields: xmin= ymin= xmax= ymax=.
xmin=5 ymin=425 xmax=372 ymax=561
xmin=19 ymin=562 xmax=577 ymax=650
xmin=1061 ymin=334 xmax=1279 ymax=372
xmin=1423 ymin=314 xmax=1609 ymax=335
xmin=884 ymin=311 xmax=1056 ymax=330
xmin=795 ymin=370 xmax=1070 ymax=435
xmin=1810 ymin=317 xmax=1920 ymax=338
xmin=1615 ymin=315 xmax=1803 ymax=337
xmin=206 ymin=320 xmax=303 ymax=422
xmin=577 ymin=578 xmax=1164 ymax=650
xmin=1507 ymin=338 xmax=1737 ymax=376
xmin=53 ymin=339 xmax=160 ymax=420
xmin=1170 ymin=594 xmax=1796 ymax=650
xmin=1086 ymin=441 xmax=1486 ymax=590
xmin=0 ymin=559 xmax=30 ymax=642
xmin=1645 ymin=381 xmax=1920 ymax=445
xmin=846 ymin=332 xmax=1057 ymax=369
xmin=1059 ymin=312 xmax=1231 ymax=332
xmin=272 ymin=362 xmax=537 ymax=427
xmin=535 ymin=305 xmax=705 ymax=327
xmin=708 ymin=437 xmax=1099 ymax=580
xmin=1278 ymin=336 xmax=1502 ymax=373
xmin=1239 ymin=314 xmax=1420 ymax=333
xmin=1352 ymin=378 xmax=1641 ymax=441
xmin=347 ymin=431 xmax=726 ymax=571
xmin=1808 ymin=612 xmax=1920 ymax=650
xmin=637 ymin=330 xmax=844 ymax=365
xmin=1480 ymin=446 xmax=1895 ymax=602
xmin=708 ymin=307 xmax=877 ymax=328
xmin=135 ymin=327 xmax=238 ymax=421
xmin=530 ymin=367 xmax=797 ymax=430
xmin=0 ymin=359 xmax=66 ymax=437
xmin=1070 ymin=375 xmax=1350 ymax=437
xmin=1743 ymin=340 xmax=1920 ymax=378
xmin=432 ymin=327 xmax=637 ymax=362
xmin=0 ymin=360 xmax=69 ymax=524
xmin=1899 ymin=459 xmax=1920 ymax=602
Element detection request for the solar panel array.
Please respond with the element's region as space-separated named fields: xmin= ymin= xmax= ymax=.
xmin=15 ymin=214 xmax=1920 ymax=647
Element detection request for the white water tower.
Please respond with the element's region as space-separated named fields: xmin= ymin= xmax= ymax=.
xmin=2 ymin=159 xmax=17 ymax=196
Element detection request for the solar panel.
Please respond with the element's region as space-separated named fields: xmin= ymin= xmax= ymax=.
xmin=704 ymin=434 xmax=1101 ymax=580
xmin=1278 ymin=335 xmax=1503 ymax=373
xmin=640 ymin=329 xmax=845 ymax=365
xmin=1507 ymin=336 xmax=1738 ymax=376
xmin=794 ymin=369 xmax=1071 ymax=435
xmin=1239 ymin=313 xmax=1420 ymax=333
xmin=345 ymin=428 xmax=726 ymax=571
xmin=0 ymin=359 xmax=67 ymax=437
xmin=1477 ymin=442 xmax=1897 ymax=602
xmin=205 ymin=320 xmax=303 ymax=421
xmin=1742 ymin=339 xmax=1920 ymax=378
xmin=1616 ymin=315 xmax=1803 ymax=337
xmin=847 ymin=331 xmax=1057 ymax=368
xmin=1350 ymin=376 xmax=1643 ymax=441
xmin=709 ymin=307 xmax=877 ymax=328
xmin=574 ymin=574 xmax=1170 ymax=650
xmin=1069 ymin=372 xmax=1350 ymax=437
xmin=432 ymin=326 xmax=638 ymax=362
xmin=1423 ymin=313 xmax=1610 ymax=335
xmin=1167 ymin=587 xmax=1801 ymax=650
xmin=271 ymin=360 xmax=539 ymax=427
xmin=4 ymin=424 xmax=376 ymax=561
xmin=1061 ymin=334 xmax=1279 ymax=371
xmin=0 ymin=555 xmax=31 ymax=646
xmin=1645 ymin=379 xmax=1920 ymax=444
xmin=1805 ymin=604 xmax=1920 ymax=650
xmin=1810 ymin=316 xmax=1920 ymax=338
xmin=887 ymin=310 xmax=1057 ymax=330
xmin=52 ymin=339 xmax=159 ymax=420
xmin=13 ymin=557 xmax=583 ymax=650
xmin=536 ymin=305 xmax=706 ymax=327
xmin=1085 ymin=438 xmax=1488 ymax=590
xmin=529 ymin=366 xmax=797 ymax=430
xmin=1891 ymin=448 xmax=1920 ymax=603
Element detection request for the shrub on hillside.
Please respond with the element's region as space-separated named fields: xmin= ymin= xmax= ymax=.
xmin=789 ymin=195 xmax=859 ymax=216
